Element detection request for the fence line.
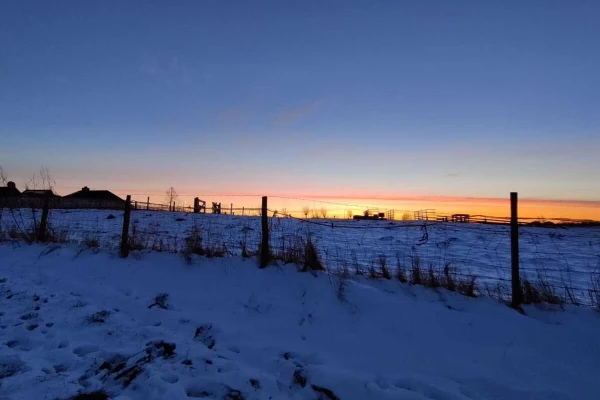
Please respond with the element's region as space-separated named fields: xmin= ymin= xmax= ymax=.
xmin=1 ymin=193 xmax=599 ymax=308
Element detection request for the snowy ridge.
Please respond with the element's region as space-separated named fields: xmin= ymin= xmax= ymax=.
xmin=1 ymin=244 xmax=599 ymax=399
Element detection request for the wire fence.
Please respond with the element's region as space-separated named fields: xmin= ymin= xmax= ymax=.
xmin=1 ymin=197 xmax=599 ymax=308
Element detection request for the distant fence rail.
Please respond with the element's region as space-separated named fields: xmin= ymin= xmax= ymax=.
xmin=1 ymin=194 xmax=599 ymax=309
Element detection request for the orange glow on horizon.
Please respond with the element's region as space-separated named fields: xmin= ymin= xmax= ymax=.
xmin=54 ymin=183 xmax=600 ymax=221
xmin=117 ymin=192 xmax=600 ymax=221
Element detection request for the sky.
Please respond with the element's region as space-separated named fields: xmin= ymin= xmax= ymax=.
xmin=1 ymin=0 xmax=599 ymax=219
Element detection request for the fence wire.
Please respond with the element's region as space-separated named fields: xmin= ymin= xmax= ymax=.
xmin=2 ymin=204 xmax=599 ymax=307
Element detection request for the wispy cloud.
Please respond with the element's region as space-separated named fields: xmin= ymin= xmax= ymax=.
xmin=273 ymin=99 xmax=321 ymax=126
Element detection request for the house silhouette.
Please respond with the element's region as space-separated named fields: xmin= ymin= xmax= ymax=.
xmin=63 ymin=186 xmax=125 ymax=209
xmin=0 ymin=181 xmax=21 ymax=198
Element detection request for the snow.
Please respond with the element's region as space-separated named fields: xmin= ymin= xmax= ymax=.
xmin=1 ymin=244 xmax=599 ymax=399
xmin=2 ymin=207 xmax=600 ymax=303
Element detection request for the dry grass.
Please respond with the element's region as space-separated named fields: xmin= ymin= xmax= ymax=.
xmin=521 ymin=271 xmax=565 ymax=305
xmin=379 ymin=255 xmax=392 ymax=279
xmin=395 ymin=252 xmax=408 ymax=283
xmin=410 ymin=255 xmax=424 ymax=285
xmin=589 ymin=271 xmax=600 ymax=311
xmin=272 ymin=234 xmax=324 ymax=272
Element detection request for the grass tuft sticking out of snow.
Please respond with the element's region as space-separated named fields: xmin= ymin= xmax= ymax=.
xmin=302 ymin=235 xmax=324 ymax=272
xmin=272 ymin=233 xmax=324 ymax=272
xmin=521 ymin=271 xmax=565 ymax=305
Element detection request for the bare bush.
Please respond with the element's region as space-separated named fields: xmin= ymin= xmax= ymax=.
xmin=25 ymin=166 xmax=56 ymax=192
xmin=320 ymin=207 xmax=328 ymax=219
xmin=165 ymin=187 xmax=178 ymax=208
xmin=302 ymin=206 xmax=310 ymax=218
xmin=347 ymin=210 xmax=353 ymax=219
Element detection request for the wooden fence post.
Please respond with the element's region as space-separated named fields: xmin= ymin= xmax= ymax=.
xmin=147 ymin=196 xmax=150 ymax=210
xmin=230 ymin=203 xmax=233 ymax=215
xmin=37 ymin=194 xmax=50 ymax=242
xmin=510 ymin=192 xmax=521 ymax=308
xmin=260 ymin=196 xmax=270 ymax=268
xmin=173 ymin=201 xmax=176 ymax=212
xmin=242 ymin=207 xmax=245 ymax=216
xmin=120 ymin=195 xmax=132 ymax=258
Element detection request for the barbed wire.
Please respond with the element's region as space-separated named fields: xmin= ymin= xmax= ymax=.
xmin=2 ymin=205 xmax=600 ymax=306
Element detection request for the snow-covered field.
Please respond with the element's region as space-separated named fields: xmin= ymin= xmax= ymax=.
xmin=2 ymin=208 xmax=599 ymax=305
xmin=1 ymin=244 xmax=599 ymax=400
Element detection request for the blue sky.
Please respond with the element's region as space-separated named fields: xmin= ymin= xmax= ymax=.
xmin=1 ymin=0 xmax=599 ymax=205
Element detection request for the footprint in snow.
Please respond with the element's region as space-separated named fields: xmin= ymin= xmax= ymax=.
xmin=73 ymin=345 xmax=100 ymax=357
xmin=161 ymin=373 xmax=179 ymax=384
xmin=26 ymin=324 xmax=38 ymax=331
xmin=54 ymin=363 xmax=70 ymax=373
xmin=58 ymin=340 xmax=69 ymax=349
xmin=20 ymin=312 xmax=38 ymax=321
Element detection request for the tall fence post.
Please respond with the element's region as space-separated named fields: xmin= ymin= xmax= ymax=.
xmin=510 ymin=192 xmax=521 ymax=308
xmin=230 ymin=203 xmax=233 ymax=215
xmin=260 ymin=196 xmax=270 ymax=268
xmin=120 ymin=195 xmax=132 ymax=258
xmin=147 ymin=196 xmax=150 ymax=210
xmin=37 ymin=194 xmax=50 ymax=242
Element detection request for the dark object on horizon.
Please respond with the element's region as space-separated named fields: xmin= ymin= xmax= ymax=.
xmin=0 ymin=181 xmax=21 ymax=198
xmin=526 ymin=220 xmax=557 ymax=228
xmin=353 ymin=209 xmax=387 ymax=221
xmin=451 ymin=214 xmax=470 ymax=223
xmin=212 ymin=202 xmax=221 ymax=214
xmin=63 ymin=186 xmax=126 ymax=210
xmin=194 ymin=197 xmax=206 ymax=214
